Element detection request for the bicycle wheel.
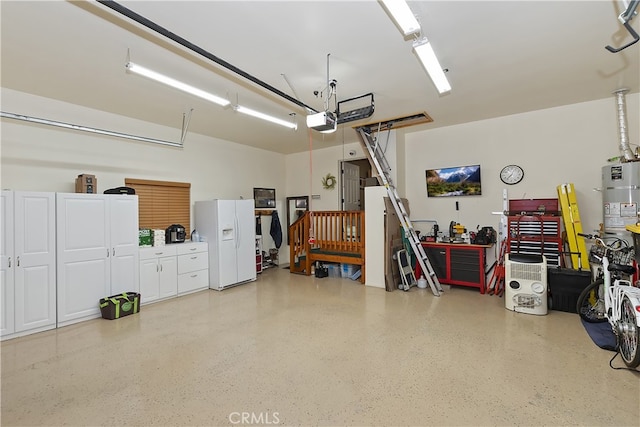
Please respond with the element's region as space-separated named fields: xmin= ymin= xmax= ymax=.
xmin=617 ymin=296 xmax=640 ymax=368
xmin=576 ymin=279 xmax=607 ymax=323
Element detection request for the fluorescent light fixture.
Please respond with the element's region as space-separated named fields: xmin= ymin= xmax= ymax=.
xmin=412 ymin=39 xmax=451 ymax=94
xmin=126 ymin=62 xmax=230 ymax=107
xmin=236 ymin=105 xmax=297 ymax=129
xmin=380 ymin=0 xmax=421 ymax=37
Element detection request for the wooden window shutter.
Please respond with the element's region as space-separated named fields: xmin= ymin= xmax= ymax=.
xmin=125 ymin=178 xmax=191 ymax=233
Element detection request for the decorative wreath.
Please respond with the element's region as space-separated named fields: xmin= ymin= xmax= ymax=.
xmin=322 ymin=173 xmax=337 ymax=190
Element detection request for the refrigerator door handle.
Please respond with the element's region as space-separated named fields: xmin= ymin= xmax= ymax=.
xmin=235 ymin=215 xmax=240 ymax=249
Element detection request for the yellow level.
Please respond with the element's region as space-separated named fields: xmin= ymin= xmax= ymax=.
xmin=557 ymin=183 xmax=589 ymax=270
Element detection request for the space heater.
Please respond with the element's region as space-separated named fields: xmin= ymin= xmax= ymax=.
xmin=505 ymin=253 xmax=548 ymax=315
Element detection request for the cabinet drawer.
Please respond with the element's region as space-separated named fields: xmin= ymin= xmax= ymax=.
xmin=451 ymin=268 xmax=481 ymax=283
xmin=178 ymin=270 xmax=208 ymax=294
xmin=450 ymin=248 xmax=480 ymax=262
xmin=178 ymin=253 xmax=208 ymax=274
xmin=176 ymin=242 xmax=208 ymax=255
xmin=139 ymin=246 xmax=177 ymax=260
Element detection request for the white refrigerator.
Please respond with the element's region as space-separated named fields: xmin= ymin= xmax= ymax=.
xmin=194 ymin=199 xmax=256 ymax=290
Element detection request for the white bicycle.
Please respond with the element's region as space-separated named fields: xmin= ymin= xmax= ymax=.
xmin=575 ymin=233 xmax=640 ymax=368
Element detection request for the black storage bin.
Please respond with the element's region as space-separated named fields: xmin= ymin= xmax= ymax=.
xmin=99 ymin=292 xmax=140 ymax=320
xmin=314 ymin=262 xmax=328 ymax=278
xmin=547 ymin=268 xmax=591 ymax=313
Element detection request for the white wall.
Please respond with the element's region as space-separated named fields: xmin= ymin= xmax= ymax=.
xmin=403 ymin=95 xmax=640 ymax=238
xmin=0 ymin=88 xmax=286 ymax=251
xmin=284 ymin=139 xmax=365 ymax=210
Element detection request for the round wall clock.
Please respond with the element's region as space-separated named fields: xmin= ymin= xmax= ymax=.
xmin=500 ymin=164 xmax=524 ymax=185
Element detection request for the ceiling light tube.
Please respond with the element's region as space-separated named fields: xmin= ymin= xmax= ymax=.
xmin=380 ymin=0 xmax=421 ymax=37
xmin=126 ymin=62 xmax=230 ymax=107
xmin=412 ymin=39 xmax=451 ymax=94
xmin=236 ymin=106 xmax=297 ymax=130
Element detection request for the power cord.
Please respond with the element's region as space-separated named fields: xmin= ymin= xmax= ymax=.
xmin=608 ymin=351 xmax=640 ymax=373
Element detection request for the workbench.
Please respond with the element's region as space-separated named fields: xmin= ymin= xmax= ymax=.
xmin=416 ymin=242 xmax=495 ymax=294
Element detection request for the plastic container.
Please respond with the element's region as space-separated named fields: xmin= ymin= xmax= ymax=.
xmin=341 ymin=264 xmax=356 ymax=278
xmin=327 ymin=264 xmax=341 ymax=278
xmin=417 ymin=276 xmax=428 ymax=289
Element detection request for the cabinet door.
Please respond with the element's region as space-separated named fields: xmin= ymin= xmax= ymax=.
xmin=158 ymin=256 xmax=177 ymax=299
xmin=140 ymin=258 xmax=160 ymax=304
xmin=57 ymin=194 xmax=110 ymax=326
xmin=424 ymin=246 xmax=447 ymax=279
xmin=1 ymin=191 xmax=15 ymax=336
xmin=109 ymin=196 xmax=139 ymax=295
xmin=217 ymin=200 xmax=238 ymax=286
xmin=235 ymin=199 xmax=257 ymax=283
xmin=14 ymin=192 xmax=56 ymax=333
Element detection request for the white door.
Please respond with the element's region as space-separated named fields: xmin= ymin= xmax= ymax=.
xmin=139 ymin=258 xmax=160 ymax=303
xmin=342 ymin=162 xmax=361 ymax=211
xmin=14 ymin=192 xmax=56 ymax=333
xmin=57 ymin=194 xmax=110 ymax=326
xmin=1 ymin=191 xmax=15 ymax=336
xmin=217 ymin=200 xmax=238 ymax=286
xmin=236 ymin=199 xmax=257 ymax=283
xmin=158 ymin=256 xmax=177 ymax=299
xmin=109 ymin=196 xmax=139 ymax=295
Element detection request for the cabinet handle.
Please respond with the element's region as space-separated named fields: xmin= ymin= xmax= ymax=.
xmin=190 ymin=247 xmax=197 ymax=251
xmin=7 ymin=257 xmax=10 ymax=268
xmin=439 ymin=251 xmax=446 ymax=255
xmin=16 ymin=256 xmax=19 ymax=267
xmin=155 ymin=252 xmax=163 ymax=256
xmin=156 ymin=264 xmax=159 ymax=272
xmin=112 ymin=248 xmax=116 ymax=256
xmin=107 ymin=249 xmax=110 ymax=257
xmin=160 ymin=264 xmax=163 ymax=272
xmin=191 ymin=256 xmax=197 ymax=260
xmin=191 ymin=274 xmax=197 ymax=278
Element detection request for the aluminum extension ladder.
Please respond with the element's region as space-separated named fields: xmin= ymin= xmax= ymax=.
xmin=355 ymin=127 xmax=443 ymax=296
xmin=557 ymin=183 xmax=590 ymax=270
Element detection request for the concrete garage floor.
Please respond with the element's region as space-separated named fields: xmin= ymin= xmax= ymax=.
xmin=2 ymin=267 xmax=639 ymax=426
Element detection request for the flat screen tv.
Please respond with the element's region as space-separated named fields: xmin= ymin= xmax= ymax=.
xmin=425 ymin=164 xmax=482 ymax=197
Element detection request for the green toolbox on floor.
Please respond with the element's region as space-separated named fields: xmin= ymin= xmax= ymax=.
xmin=99 ymin=292 xmax=140 ymax=320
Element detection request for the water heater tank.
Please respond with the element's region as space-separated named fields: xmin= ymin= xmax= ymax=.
xmin=602 ymin=162 xmax=640 ymax=245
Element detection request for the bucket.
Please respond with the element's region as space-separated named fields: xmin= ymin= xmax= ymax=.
xmin=417 ymin=276 xmax=428 ymax=289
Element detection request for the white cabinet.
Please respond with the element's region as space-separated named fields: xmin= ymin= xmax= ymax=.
xmin=139 ymin=246 xmax=178 ymax=304
xmin=177 ymin=242 xmax=209 ymax=295
xmin=56 ymin=193 xmax=139 ymax=327
xmin=139 ymin=242 xmax=208 ymax=303
xmin=1 ymin=191 xmax=57 ymax=339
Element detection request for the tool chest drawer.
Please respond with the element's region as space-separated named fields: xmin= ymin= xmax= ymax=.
xmin=508 ymin=216 xmax=561 ymax=237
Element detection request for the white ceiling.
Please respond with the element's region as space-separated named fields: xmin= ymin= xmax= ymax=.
xmin=1 ymin=1 xmax=639 ymax=154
